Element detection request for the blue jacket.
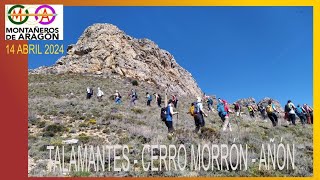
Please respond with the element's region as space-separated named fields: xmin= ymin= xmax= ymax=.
xmin=166 ymin=105 xmax=172 ymax=121
xmin=217 ymin=103 xmax=225 ymax=113
xmin=295 ymin=107 xmax=304 ymax=116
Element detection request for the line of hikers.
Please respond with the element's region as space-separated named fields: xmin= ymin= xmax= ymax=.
xmin=86 ymin=87 xmax=313 ymax=135
xmin=85 ymin=87 xmax=178 ymax=108
xmin=161 ymin=96 xmax=313 ymax=134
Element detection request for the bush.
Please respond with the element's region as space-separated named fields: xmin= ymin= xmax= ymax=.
xmin=43 ymin=124 xmax=66 ymax=137
xmin=131 ymin=108 xmax=143 ymax=114
xmin=71 ymin=171 xmax=91 ymax=177
xmin=131 ymin=80 xmax=139 ymax=86
xmin=79 ymin=122 xmax=89 ymax=128
xmin=88 ymin=119 xmax=96 ymax=125
xmin=78 ymin=133 xmax=90 ymax=144
xmin=28 ymin=112 xmax=40 ymax=125
xmin=36 ymin=121 xmax=46 ymax=128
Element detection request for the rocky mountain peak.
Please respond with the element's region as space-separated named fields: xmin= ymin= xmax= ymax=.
xmin=31 ymin=23 xmax=202 ymax=97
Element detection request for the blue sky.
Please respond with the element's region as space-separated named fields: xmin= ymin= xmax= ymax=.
xmin=29 ymin=6 xmax=313 ymax=106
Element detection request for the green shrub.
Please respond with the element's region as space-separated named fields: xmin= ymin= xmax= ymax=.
xmin=36 ymin=121 xmax=46 ymax=128
xmin=71 ymin=171 xmax=91 ymax=177
xmin=79 ymin=122 xmax=89 ymax=128
xmin=131 ymin=108 xmax=143 ymax=114
xmin=43 ymin=124 xmax=66 ymax=137
xmin=102 ymin=128 xmax=110 ymax=134
xmin=88 ymin=119 xmax=96 ymax=125
xmin=78 ymin=133 xmax=90 ymax=144
xmin=131 ymin=80 xmax=139 ymax=86
xmin=50 ymin=138 xmax=63 ymax=146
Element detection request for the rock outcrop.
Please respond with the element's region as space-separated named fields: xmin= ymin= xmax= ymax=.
xmin=258 ymin=97 xmax=284 ymax=112
xmin=235 ymin=97 xmax=284 ymax=112
xmin=32 ymin=23 xmax=202 ymax=97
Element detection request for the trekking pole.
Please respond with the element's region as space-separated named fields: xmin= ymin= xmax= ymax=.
xmin=176 ymin=113 xmax=179 ymax=137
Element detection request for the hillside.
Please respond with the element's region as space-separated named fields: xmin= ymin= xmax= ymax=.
xmin=28 ymin=74 xmax=313 ymax=177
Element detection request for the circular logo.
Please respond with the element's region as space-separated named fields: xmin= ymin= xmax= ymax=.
xmin=8 ymin=4 xmax=29 ymax=25
xmin=35 ymin=5 xmax=56 ymax=25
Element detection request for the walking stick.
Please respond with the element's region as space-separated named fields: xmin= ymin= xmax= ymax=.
xmin=176 ymin=113 xmax=179 ymax=136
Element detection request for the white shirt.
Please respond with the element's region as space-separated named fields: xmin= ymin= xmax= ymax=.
xmin=196 ymin=102 xmax=203 ymax=113
xmin=97 ymin=89 xmax=104 ymax=97
xmin=288 ymin=102 xmax=296 ymax=114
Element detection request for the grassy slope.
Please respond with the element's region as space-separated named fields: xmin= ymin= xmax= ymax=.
xmin=28 ymin=74 xmax=313 ymax=177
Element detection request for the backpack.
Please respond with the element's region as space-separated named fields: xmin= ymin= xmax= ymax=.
xmin=208 ymin=98 xmax=213 ymax=105
xmin=134 ymin=92 xmax=138 ymax=99
xmin=217 ymin=103 xmax=227 ymax=116
xmin=285 ymin=104 xmax=291 ymax=113
xmin=160 ymin=107 xmax=167 ymax=121
xmin=118 ymin=93 xmax=122 ymax=99
xmin=266 ymin=104 xmax=273 ymax=114
xmin=235 ymin=103 xmax=240 ymax=110
xmin=189 ymin=104 xmax=195 ymax=116
xmin=194 ymin=102 xmax=201 ymax=115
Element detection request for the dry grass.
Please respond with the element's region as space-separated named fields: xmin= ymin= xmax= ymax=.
xmin=28 ymin=74 xmax=313 ymax=177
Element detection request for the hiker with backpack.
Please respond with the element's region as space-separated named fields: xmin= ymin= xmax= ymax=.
xmin=286 ymin=100 xmax=296 ymax=125
xmin=247 ymin=105 xmax=255 ymax=118
xmin=258 ymin=104 xmax=267 ymax=120
xmin=233 ymin=102 xmax=241 ymax=117
xmin=86 ymin=87 xmax=93 ymax=99
xmin=172 ymin=95 xmax=178 ymax=108
xmin=129 ymin=89 xmax=138 ymax=106
xmin=266 ymin=99 xmax=280 ymax=127
xmin=192 ymin=97 xmax=208 ymax=133
xmin=295 ymin=104 xmax=306 ymax=126
xmin=164 ymin=100 xmax=178 ymax=133
xmin=207 ymin=97 xmax=214 ymax=112
xmin=146 ymin=92 xmax=152 ymax=106
xmin=217 ymin=98 xmax=232 ymax=131
xmin=303 ymin=104 xmax=313 ymax=124
xmin=97 ymin=87 xmax=104 ymax=102
xmin=114 ymin=90 xmax=122 ymax=104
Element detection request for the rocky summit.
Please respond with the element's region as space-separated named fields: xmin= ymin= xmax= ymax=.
xmin=32 ymin=23 xmax=202 ymax=97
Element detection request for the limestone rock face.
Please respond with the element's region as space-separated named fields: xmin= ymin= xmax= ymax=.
xmin=32 ymin=23 xmax=202 ymax=97
xmin=257 ymin=97 xmax=284 ymax=112
xmin=235 ymin=97 xmax=284 ymax=112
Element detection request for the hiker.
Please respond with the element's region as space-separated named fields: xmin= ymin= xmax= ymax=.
xmin=172 ymin=95 xmax=178 ymax=108
xmin=87 ymin=87 xmax=93 ymax=99
xmin=286 ymin=100 xmax=296 ymax=125
xmin=248 ymin=105 xmax=255 ymax=118
xmin=86 ymin=87 xmax=93 ymax=99
xmin=295 ymin=105 xmax=306 ymax=126
xmin=129 ymin=89 xmax=138 ymax=106
xmin=114 ymin=90 xmax=122 ymax=104
xmin=303 ymin=104 xmax=313 ymax=124
xmin=217 ymin=98 xmax=232 ymax=131
xmin=258 ymin=104 xmax=267 ymax=120
xmin=207 ymin=96 xmax=214 ymax=112
xmin=187 ymin=102 xmax=196 ymax=130
xmin=155 ymin=93 xmax=162 ymax=107
xmin=266 ymin=99 xmax=279 ymax=127
xmin=193 ymin=97 xmax=208 ymax=133
xmin=97 ymin=87 xmax=104 ymax=102
xmin=165 ymin=100 xmax=178 ymax=133
xmin=233 ymin=102 xmax=241 ymax=117
xmin=146 ymin=92 xmax=152 ymax=106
